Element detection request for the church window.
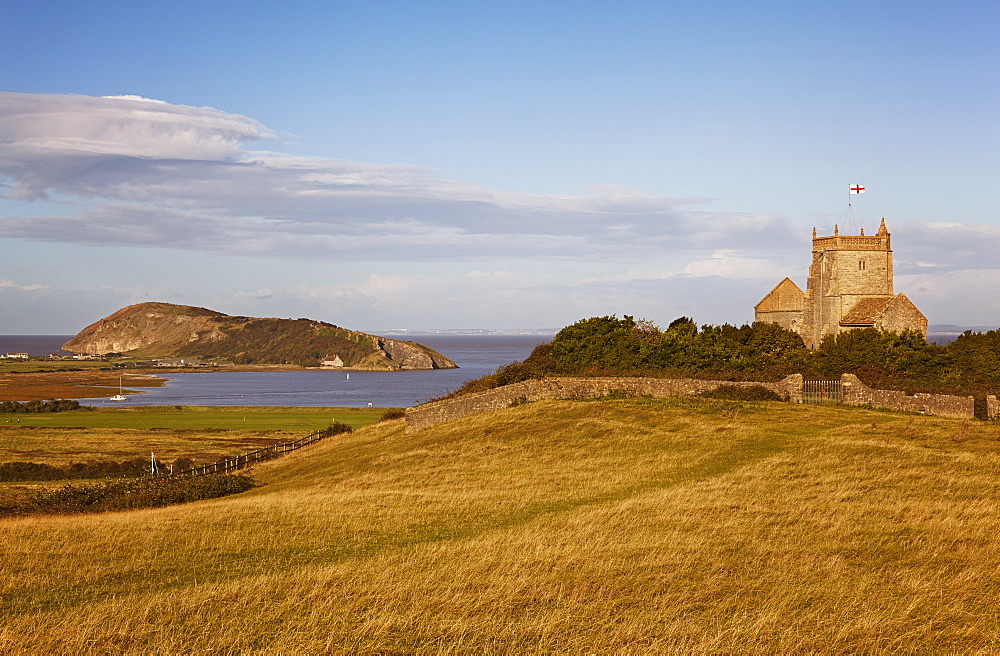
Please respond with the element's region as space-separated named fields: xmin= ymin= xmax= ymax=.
xmin=859 ymin=260 xmax=866 ymax=271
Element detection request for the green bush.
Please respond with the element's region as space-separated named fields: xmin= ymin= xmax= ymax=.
xmin=321 ymin=421 xmax=353 ymax=437
xmin=0 ymin=399 xmax=84 ymax=413
xmin=0 ymin=457 xmax=192 ymax=482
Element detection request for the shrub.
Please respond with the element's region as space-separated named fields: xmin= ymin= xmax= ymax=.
xmin=173 ymin=457 xmax=196 ymax=473
xmin=0 ymin=473 xmax=257 ymax=518
xmin=379 ymin=409 xmax=407 ymax=422
xmin=0 ymin=456 xmax=195 ymax=482
xmin=0 ymin=462 xmax=61 ymax=481
xmin=0 ymin=399 xmax=83 ymax=414
xmin=320 ymin=421 xmax=353 ymax=437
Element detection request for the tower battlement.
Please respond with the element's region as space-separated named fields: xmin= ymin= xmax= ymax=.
xmin=812 ymin=235 xmax=889 ymax=250
xmin=811 ymin=217 xmax=891 ymax=252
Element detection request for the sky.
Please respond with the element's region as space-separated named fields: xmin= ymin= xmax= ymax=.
xmin=0 ymin=1 xmax=997 ymax=334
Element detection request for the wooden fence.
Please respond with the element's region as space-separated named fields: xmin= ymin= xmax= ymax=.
xmin=176 ymin=429 xmax=328 ymax=477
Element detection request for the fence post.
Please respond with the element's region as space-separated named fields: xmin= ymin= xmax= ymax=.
xmin=178 ymin=427 xmax=327 ymax=479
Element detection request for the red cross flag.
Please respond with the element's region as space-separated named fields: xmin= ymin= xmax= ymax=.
xmin=849 ymin=184 xmax=865 ymax=194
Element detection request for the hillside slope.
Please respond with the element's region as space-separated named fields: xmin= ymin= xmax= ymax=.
xmin=61 ymin=302 xmax=457 ymax=370
xmin=3 ymin=398 xmax=1000 ymax=651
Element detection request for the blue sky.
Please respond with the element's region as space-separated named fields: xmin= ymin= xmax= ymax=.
xmin=1 ymin=1 xmax=997 ymax=334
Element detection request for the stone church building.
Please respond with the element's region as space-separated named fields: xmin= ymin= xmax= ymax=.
xmin=755 ymin=219 xmax=927 ymax=348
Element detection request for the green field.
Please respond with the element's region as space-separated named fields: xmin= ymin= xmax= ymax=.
xmin=2 ymin=405 xmax=387 ymax=431
xmin=0 ymin=360 xmax=114 ymax=373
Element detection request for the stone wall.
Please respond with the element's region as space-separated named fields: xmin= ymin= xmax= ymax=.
xmin=841 ymin=373 xmax=975 ymax=419
xmin=406 ymin=375 xmax=803 ymax=432
xmin=406 ymin=372 xmax=993 ymax=431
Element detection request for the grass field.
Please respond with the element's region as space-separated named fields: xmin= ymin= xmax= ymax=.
xmin=0 ymin=360 xmax=113 ymax=374
xmin=3 ymin=405 xmax=384 ymax=430
xmin=2 ymin=397 xmax=1000 ymax=651
xmin=0 ymin=406 xmax=386 ymax=469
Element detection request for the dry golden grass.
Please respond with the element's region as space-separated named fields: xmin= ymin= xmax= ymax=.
xmin=0 ymin=425 xmax=286 ymax=467
xmin=1 ymin=406 xmax=377 ymax=470
xmin=2 ymin=397 xmax=1000 ymax=652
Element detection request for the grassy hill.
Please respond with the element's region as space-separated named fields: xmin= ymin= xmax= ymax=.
xmin=2 ymin=398 xmax=999 ymax=651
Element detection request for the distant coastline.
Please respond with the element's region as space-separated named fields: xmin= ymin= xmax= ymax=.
xmin=926 ymin=324 xmax=1000 ymax=345
xmin=379 ymin=328 xmax=557 ymax=336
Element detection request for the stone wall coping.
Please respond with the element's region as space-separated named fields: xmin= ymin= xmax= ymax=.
xmin=406 ymin=372 xmax=997 ymax=431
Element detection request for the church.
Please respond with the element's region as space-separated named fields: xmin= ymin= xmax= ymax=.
xmin=755 ymin=219 xmax=927 ymax=348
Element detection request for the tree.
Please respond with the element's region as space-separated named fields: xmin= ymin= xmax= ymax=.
xmin=549 ymin=315 xmax=657 ymax=373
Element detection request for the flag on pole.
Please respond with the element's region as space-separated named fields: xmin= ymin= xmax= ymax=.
xmin=849 ymin=184 xmax=865 ymax=194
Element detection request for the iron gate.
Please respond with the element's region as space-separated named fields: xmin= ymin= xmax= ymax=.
xmin=802 ymin=380 xmax=842 ymax=405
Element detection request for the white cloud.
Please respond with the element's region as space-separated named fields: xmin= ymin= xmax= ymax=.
xmin=898 ymin=268 xmax=1000 ymax=325
xmin=0 ymin=279 xmax=51 ymax=292
xmin=101 ymin=95 xmax=169 ymax=104
xmin=678 ymin=250 xmax=781 ymax=279
xmin=894 ymin=222 xmax=1000 ymax=274
xmin=0 ymin=92 xmax=800 ymax=265
xmin=0 ymin=93 xmax=271 ymax=164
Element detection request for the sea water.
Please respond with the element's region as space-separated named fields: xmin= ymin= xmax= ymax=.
xmin=0 ymin=335 xmax=74 ymax=356
xmin=0 ymin=335 xmax=549 ymax=408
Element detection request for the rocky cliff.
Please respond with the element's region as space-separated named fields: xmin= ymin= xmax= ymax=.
xmin=62 ymin=302 xmax=457 ymax=370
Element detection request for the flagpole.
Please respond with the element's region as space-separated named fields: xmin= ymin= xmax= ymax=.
xmin=846 ymin=184 xmax=853 ymax=233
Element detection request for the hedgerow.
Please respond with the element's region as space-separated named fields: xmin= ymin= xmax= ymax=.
xmin=0 ymin=457 xmax=190 ymax=482
xmin=0 ymin=399 xmax=84 ymax=413
xmin=0 ymin=473 xmax=256 ymax=518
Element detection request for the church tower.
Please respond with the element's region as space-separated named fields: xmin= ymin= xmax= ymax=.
xmin=801 ymin=219 xmax=894 ymax=348
xmin=755 ymin=218 xmax=926 ymax=348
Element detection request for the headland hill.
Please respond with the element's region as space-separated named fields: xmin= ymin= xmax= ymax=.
xmin=1 ymin=303 xmax=459 ymax=401
xmin=61 ymin=302 xmax=457 ymax=371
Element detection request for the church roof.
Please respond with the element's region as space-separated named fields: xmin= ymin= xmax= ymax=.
xmin=754 ymin=277 xmax=804 ymax=311
xmin=839 ymin=296 xmax=896 ymax=326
